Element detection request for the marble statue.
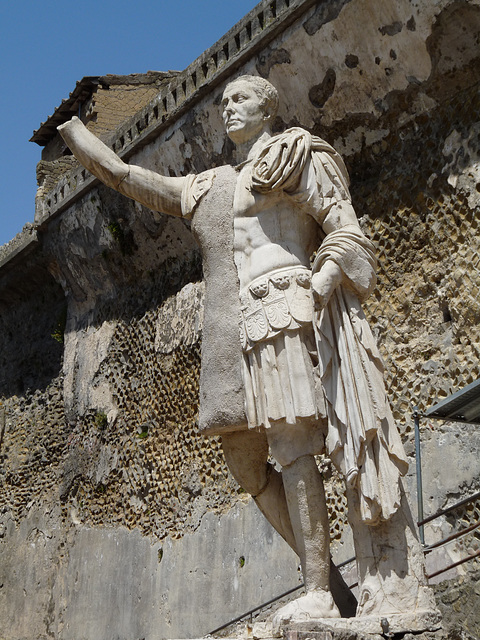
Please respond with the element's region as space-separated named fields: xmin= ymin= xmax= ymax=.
xmin=58 ymin=75 xmax=439 ymax=634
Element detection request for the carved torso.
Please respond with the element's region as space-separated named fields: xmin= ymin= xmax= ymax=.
xmin=181 ymin=128 xmax=350 ymax=434
xmin=188 ymin=159 xmax=322 ymax=434
xmin=232 ymin=162 xmax=319 ymax=291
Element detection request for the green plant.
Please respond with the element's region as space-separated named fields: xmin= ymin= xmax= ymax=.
xmin=51 ymin=306 xmax=67 ymax=344
xmin=136 ymin=423 xmax=149 ymax=439
xmin=107 ymin=220 xmax=135 ymax=256
xmin=108 ymin=221 xmax=123 ymax=241
xmin=95 ymin=412 xmax=108 ymax=430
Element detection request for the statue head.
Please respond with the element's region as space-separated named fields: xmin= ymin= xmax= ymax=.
xmin=222 ymin=75 xmax=279 ymax=145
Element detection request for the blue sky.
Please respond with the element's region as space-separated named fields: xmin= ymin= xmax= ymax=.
xmin=0 ymin=1 xmax=259 ymax=247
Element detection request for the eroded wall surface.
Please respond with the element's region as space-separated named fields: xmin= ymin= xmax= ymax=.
xmin=1 ymin=0 xmax=480 ymax=638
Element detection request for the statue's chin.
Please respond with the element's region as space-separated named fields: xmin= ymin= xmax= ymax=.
xmin=226 ymin=122 xmax=266 ymax=146
xmin=226 ymin=129 xmax=248 ymax=145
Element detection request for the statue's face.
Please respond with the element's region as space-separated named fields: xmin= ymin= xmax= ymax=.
xmin=222 ymin=81 xmax=268 ymax=144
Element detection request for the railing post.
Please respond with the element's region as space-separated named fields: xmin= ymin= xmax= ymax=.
xmin=413 ymin=407 xmax=425 ymax=545
xmin=0 ymin=402 xmax=5 ymax=449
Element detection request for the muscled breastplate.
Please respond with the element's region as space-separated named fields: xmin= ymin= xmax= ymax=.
xmin=232 ymin=163 xmax=318 ymax=291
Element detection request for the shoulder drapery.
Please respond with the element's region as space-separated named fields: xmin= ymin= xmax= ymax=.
xmin=185 ymin=128 xmax=351 ymax=220
xmin=251 ymin=127 xmax=351 ymax=218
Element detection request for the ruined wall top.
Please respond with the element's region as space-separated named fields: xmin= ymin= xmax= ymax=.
xmin=31 ymin=71 xmax=180 ymax=158
xmin=33 ymin=0 xmax=317 ymax=226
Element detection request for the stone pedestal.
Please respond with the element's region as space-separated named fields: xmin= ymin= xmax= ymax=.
xmin=250 ymin=609 xmax=442 ymax=640
xmin=283 ymin=610 xmax=442 ymax=638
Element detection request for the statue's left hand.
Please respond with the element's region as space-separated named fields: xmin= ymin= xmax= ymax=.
xmin=311 ymin=260 xmax=342 ymax=310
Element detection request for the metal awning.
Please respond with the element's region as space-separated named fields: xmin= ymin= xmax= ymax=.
xmin=424 ymin=378 xmax=480 ymax=424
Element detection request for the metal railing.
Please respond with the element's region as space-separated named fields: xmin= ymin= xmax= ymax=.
xmin=207 ymin=555 xmax=356 ymax=635
xmin=418 ymin=490 xmax=480 ymax=580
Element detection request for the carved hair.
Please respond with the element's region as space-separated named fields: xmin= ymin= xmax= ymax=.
xmin=225 ymin=75 xmax=279 ymax=119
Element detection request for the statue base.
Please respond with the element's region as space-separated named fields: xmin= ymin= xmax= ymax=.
xmin=251 ymin=609 xmax=442 ymax=639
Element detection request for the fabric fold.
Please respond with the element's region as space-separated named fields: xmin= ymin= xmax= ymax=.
xmin=314 ymin=286 xmax=408 ymax=524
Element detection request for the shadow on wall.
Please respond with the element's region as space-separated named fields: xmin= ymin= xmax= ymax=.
xmin=0 ymin=260 xmax=65 ymax=398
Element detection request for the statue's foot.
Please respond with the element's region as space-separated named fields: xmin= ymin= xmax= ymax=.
xmin=356 ymin=578 xmax=438 ymax=618
xmin=272 ymin=589 xmax=341 ymax=633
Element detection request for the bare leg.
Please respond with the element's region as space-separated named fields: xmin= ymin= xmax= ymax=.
xmin=271 ymin=455 xmax=340 ymax=627
xmin=222 ymin=431 xmax=356 ymax=617
xmin=222 ymin=429 xmax=302 ymax=551
xmin=221 ymin=429 xmax=270 ymax=496
xmin=255 ymin=464 xmax=298 ymax=550
xmin=283 ymin=456 xmax=331 ymax=592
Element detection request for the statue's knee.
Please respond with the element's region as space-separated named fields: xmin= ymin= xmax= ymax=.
xmin=266 ymin=419 xmax=325 ymax=468
xmin=221 ymin=430 xmax=270 ymax=496
xmin=228 ymin=460 xmax=270 ymax=496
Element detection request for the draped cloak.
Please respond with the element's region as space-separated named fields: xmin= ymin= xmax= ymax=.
xmin=182 ymin=128 xmax=408 ymax=524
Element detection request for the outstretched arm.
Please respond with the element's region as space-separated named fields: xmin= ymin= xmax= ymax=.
xmin=58 ymin=117 xmax=186 ymax=217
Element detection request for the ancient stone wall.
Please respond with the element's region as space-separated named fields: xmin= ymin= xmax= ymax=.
xmin=87 ymin=74 xmax=180 ymax=142
xmin=1 ymin=0 xmax=480 ymax=638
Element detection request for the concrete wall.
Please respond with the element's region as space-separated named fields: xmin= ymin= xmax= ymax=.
xmin=1 ymin=0 xmax=480 ymax=638
xmin=0 ymin=500 xmax=299 ymax=639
